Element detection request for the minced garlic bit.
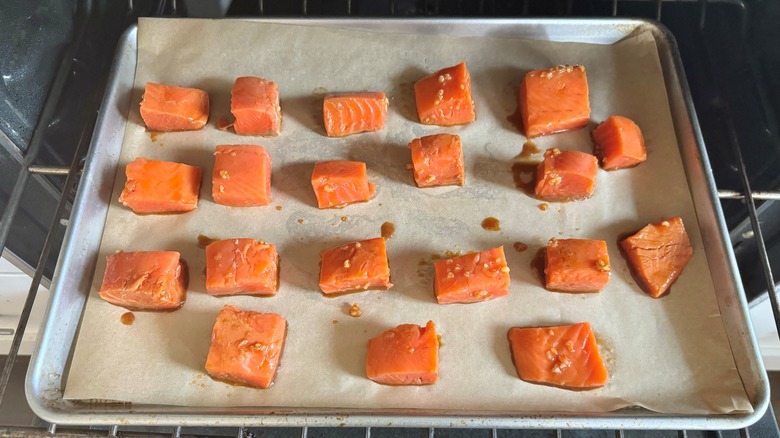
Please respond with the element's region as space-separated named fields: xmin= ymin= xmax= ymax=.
xmin=500 ymin=266 xmax=510 ymax=273
xmin=355 ymin=242 xmax=361 ymax=248
xmin=661 ymin=220 xmax=670 ymax=227
xmin=546 ymin=348 xmax=556 ymax=361
xmin=548 ymin=238 xmax=558 ymax=247
xmin=323 ymin=185 xmax=335 ymax=192
xmin=343 ymin=260 xmax=351 ymax=268
xmin=220 ymin=170 xmax=230 ymax=179
xmin=446 ymin=272 xmax=454 ymax=279
xmin=349 ymin=303 xmax=362 ymax=318
xmin=547 ymin=172 xmax=562 ymax=186
xmin=548 ymin=329 xmax=555 ymax=336
xmin=495 ymin=258 xmax=502 ymax=263
xmin=219 ymin=185 xmax=225 ymax=193
xmin=473 ymin=290 xmax=488 ymax=298
xmin=446 ymin=259 xmax=453 ymax=264
xmin=549 ymin=147 xmax=561 ymax=156
xmin=230 ymin=151 xmax=237 ymax=156
xmin=595 ymin=259 xmax=611 ymax=272
xmin=438 ymin=75 xmax=445 ymax=83
xmin=483 ymin=263 xmax=489 ymax=269
xmin=425 ymin=175 xmax=436 ymax=183
xmin=463 ymin=271 xmax=470 ymax=277
xmin=565 ymin=340 xmax=575 ymax=352
xmin=444 ymin=73 xmax=452 ymax=80
xmin=459 ymin=84 xmax=465 ymax=90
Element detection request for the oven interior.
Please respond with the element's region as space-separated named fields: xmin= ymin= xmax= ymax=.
xmin=1 ymin=0 xmax=779 ymax=436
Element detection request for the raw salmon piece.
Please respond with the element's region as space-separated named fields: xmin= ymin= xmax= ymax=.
xmin=311 ymin=160 xmax=375 ymax=209
xmin=534 ymin=148 xmax=598 ymax=201
xmin=366 ymin=320 xmax=439 ymax=385
xmin=414 ymin=62 xmax=475 ymax=126
xmin=621 ymin=217 xmax=693 ymax=298
xmin=98 ymin=251 xmax=186 ymax=311
xmin=212 ymin=145 xmax=272 ymax=207
xmin=231 ymin=77 xmax=282 ymax=136
xmin=323 ymin=92 xmax=388 ymax=137
xmin=139 ymin=82 xmax=209 ymax=131
xmin=205 ymin=305 xmax=287 ymax=389
xmin=118 ymin=157 xmax=202 ymax=214
xmin=409 ymin=133 xmax=465 ymax=188
xmin=545 ymin=238 xmax=610 ymax=293
xmin=319 ymin=237 xmax=392 ymax=295
xmin=507 ymin=322 xmax=608 ymax=390
xmin=205 ymin=238 xmax=279 ymax=296
xmin=519 ymin=65 xmax=590 ymax=138
xmin=434 ymin=247 xmax=510 ymax=304
xmin=592 ymin=116 xmax=647 ymax=170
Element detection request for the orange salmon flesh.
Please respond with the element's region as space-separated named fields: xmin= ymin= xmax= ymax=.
xmin=99 ymin=251 xmax=186 ymax=311
xmin=319 ymin=237 xmax=392 ymax=295
xmin=592 ymin=115 xmax=647 ymax=170
xmin=433 ymin=247 xmax=510 ymax=304
xmin=140 ymin=82 xmax=209 ymax=131
xmin=205 ymin=238 xmax=279 ymax=296
xmin=366 ymin=321 xmax=439 ymax=385
xmin=518 ymin=65 xmax=590 ymax=138
xmin=212 ymin=144 xmax=272 ymax=207
xmin=311 ymin=160 xmax=375 ymax=209
xmin=409 ymin=133 xmax=465 ymax=188
xmin=414 ymin=62 xmax=475 ymax=126
xmin=545 ymin=238 xmax=611 ymax=293
xmin=230 ymin=76 xmax=282 ymax=136
xmin=535 ymin=148 xmax=598 ymax=201
xmin=118 ymin=157 xmax=202 ymax=214
xmin=323 ymin=92 xmax=388 ymax=137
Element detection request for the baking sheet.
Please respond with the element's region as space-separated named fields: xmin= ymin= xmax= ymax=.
xmin=63 ymin=18 xmax=751 ymax=415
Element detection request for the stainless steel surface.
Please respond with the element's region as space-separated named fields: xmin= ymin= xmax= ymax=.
xmin=24 ymin=18 xmax=768 ymax=429
xmin=719 ymin=190 xmax=780 ymax=200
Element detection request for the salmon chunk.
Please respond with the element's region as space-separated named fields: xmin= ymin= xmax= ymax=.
xmin=507 ymin=322 xmax=608 ymax=390
xmin=205 ymin=238 xmax=279 ymax=296
xmin=205 ymin=305 xmax=287 ymax=389
xmin=231 ymin=76 xmax=282 ymax=136
xmin=99 ymin=251 xmax=186 ymax=311
xmin=621 ymin=217 xmax=693 ymax=298
xmin=140 ymin=82 xmax=209 ymax=131
xmin=323 ymin=92 xmax=388 ymax=137
xmin=319 ymin=237 xmax=392 ymax=295
xmin=212 ymin=145 xmax=272 ymax=207
xmin=535 ymin=148 xmax=598 ymax=201
xmin=414 ymin=62 xmax=475 ymax=126
xmin=118 ymin=157 xmax=202 ymax=214
xmin=366 ymin=321 xmax=439 ymax=385
xmin=434 ymin=247 xmax=510 ymax=304
xmin=311 ymin=160 xmax=375 ymax=209
xmin=409 ymin=133 xmax=465 ymax=188
xmin=545 ymin=238 xmax=610 ymax=293
xmin=592 ymin=116 xmax=647 ymax=170
xmin=519 ymin=65 xmax=590 ymax=138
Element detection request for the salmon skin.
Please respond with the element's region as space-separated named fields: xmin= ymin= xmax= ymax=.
xmin=434 ymin=247 xmax=510 ymax=304
xmin=319 ymin=237 xmax=392 ymax=295
xmin=229 ymin=76 xmax=282 ymax=136
xmin=592 ymin=115 xmax=647 ymax=170
xmin=205 ymin=238 xmax=279 ymax=296
xmin=519 ymin=65 xmax=590 ymax=138
xmin=535 ymin=148 xmax=598 ymax=201
xmin=323 ymin=92 xmax=388 ymax=137
xmin=507 ymin=322 xmax=608 ymax=390
xmin=119 ymin=157 xmax=202 ymax=214
xmin=545 ymin=238 xmax=610 ymax=293
xmin=205 ymin=305 xmax=287 ymax=389
xmin=140 ymin=82 xmax=209 ymax=131
xmin=621 ymin=217 xmax=693 ymax=298
xmin=366 ymin=321 xmax=439 ymax=385
xmin=99 ymin=251 xmax=186 ymax=311
xmin=409 ymin=133 xmax=465 ymax=188
xmin=414 ymin=62 xmax=475 ymax=126
xmin=212 ymin=144 xmax=272 ymax=207
xmin=311 ymin=160 xmax=376 ymax=209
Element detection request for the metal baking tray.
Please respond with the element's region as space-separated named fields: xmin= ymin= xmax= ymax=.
xmin=26 ymin=18 xmax=769 ymax=429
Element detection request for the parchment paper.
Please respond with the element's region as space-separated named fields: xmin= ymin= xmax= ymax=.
xmin=63 ymin=18 xmax=752 ymax=414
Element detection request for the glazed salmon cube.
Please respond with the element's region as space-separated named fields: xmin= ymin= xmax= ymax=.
xmin=544 ymin=238 xmax=610 ymax=293
xmin=323 ymin=92 xmax=388 ymax=137
xmin=205 ymin=238 xmax=279 ymax=296
xmin=319 ymin=237 xmax=392 ymax=295
xmin=433 ymin=247 xmax=510 ymax=304
xmin=231 ymin=77 xmax=282 ymax=136
xmin=139 ymin=82 xmax=209 ymax=131
xmin=98 ymin=251 xmax=187 ymax=310
xmin=366 ymin=320 xmax=439 ymax=385
xmin=534 ymin=148 xmax=598 ymax=201
xmin=409 ymin=133 xmax=465 ymax=188
xmin=507 ymin=322 xmax=608 ymax=390
xmin=592 ymin=116 xmax=647 ymax=170
xmin=414 ymin=62 xmax=475 ymax=126
xmin=311 ymin=160 xmax=376 ymax=209
xmin=519 ymin=65 xmax=590 ymax=138
xmin=205 ymin=305 xmax=287 ymax=389
xmin=621 ymin=217 xmax=693 ymax=298
xmin=212 ymin=145 xmax=272 ymax=207
xmin=118 ymin=157 xmax=202 ymax=214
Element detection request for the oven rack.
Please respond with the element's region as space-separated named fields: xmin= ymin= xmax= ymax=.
xmin=1 ymin=0 xmax=778 ymax=436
